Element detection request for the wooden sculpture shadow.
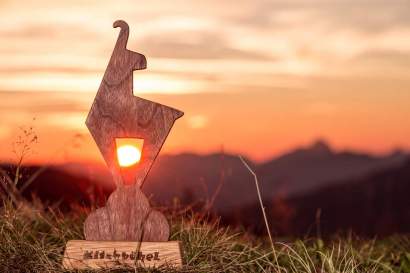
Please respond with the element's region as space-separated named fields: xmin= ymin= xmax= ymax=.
xmin=84 ymin=20 xmax=183 ymax=242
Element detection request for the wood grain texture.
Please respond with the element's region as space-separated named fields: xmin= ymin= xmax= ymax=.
xmin=83 ymin=20 xmax=183 ymax=242
xmin=86 ymin=20 xmax=183 ymax=187
xmin=63 ymin=240 xmax=182 ymax=270
xmin=84 ymin=185 xmax=169 ymax=241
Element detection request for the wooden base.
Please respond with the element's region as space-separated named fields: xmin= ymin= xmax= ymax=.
xmin=63 ymin=240 xmax=182 ymax=270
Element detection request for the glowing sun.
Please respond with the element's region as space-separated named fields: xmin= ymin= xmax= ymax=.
xmin=117 ymin=145 xmax=142 ymax=167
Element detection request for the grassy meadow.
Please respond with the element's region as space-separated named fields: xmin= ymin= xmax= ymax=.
xmin=0 ymin=199 xmax=409 ymax=273
xmin=0 ymin=129 xmax=409 ymax=272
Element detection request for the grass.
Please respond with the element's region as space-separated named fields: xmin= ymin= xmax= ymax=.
xmin=1 ymin=125 xmax=409 ymax=272
xmin=0 ymin=200 xmax=409 ymax=273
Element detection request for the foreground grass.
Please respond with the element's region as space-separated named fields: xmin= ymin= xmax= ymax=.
xmin=0 ymin=202 xmax=409 ymax=273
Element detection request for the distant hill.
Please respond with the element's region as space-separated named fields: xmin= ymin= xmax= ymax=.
xmin=1 ymin=140 xmax=408 ymax=235
xmin=257 ymin=140 xmax=407 ymax=197
xmin=232 ymin=158 xmax=410 ymax=236
xmin=143 ymin=140 xmax=407 ymax=214
xmin=0 ymin=165 xmax=109 ymax=210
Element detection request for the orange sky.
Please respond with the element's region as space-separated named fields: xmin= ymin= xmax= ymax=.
xmin=1 ymin=0 xmax=410 ymax=165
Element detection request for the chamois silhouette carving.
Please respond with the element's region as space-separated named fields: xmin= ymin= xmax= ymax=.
xmin=86 ymin=20 xmax=184 ymax=187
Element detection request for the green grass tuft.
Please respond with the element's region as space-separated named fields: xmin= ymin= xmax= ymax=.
xmin=0 ymin=201 xmax=408 ymax=272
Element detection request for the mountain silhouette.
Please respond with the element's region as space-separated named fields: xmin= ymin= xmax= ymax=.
xmin=232 ymin=158 xmax=410 ymax=236
xmin=1 ymin=140 xmax=408 ymax=235
xmin=56 ymin=140 xmax=408 ymax=214
xmin=258 ymin=140 xmax=406 ymax=198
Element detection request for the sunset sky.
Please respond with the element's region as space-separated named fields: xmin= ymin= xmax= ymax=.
xmin=1 ymin=0 xmax=410 ymax=165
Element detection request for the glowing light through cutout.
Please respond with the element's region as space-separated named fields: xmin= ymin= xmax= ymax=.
xmin=116 ymin=138 xmax=144 ymax=167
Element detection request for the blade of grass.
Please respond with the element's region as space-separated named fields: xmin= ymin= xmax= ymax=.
xmin=238 ymin=155 xmax=279 ymax=270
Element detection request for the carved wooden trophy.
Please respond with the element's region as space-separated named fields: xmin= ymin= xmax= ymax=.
xmin=63 ymin=20 xmax=183 ymax=270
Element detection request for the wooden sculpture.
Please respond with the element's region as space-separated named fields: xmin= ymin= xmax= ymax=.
xmin=63 ymin=20 xmax=183 ymax=269
xmin=86 ymin=20 xmax=183 ymax=188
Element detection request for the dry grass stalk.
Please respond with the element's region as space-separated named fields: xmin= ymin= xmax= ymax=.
xmin=238 ymin=155 xmax=279 ymax=269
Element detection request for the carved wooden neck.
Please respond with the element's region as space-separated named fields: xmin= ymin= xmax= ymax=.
xmin=113 ymin=20 xmax=129 ymax=51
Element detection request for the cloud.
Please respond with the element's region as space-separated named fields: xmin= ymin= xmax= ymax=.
xmin=0 ymin=22 xmax=102 ymax=42
xmin=0 ymin=66 xmax=101 ymax=75
xmin=353 ymin=49 xmax=410 ymax=68
xmin=0 ymin=91 xmax=91 ymax=114
xmin=45 ymin=113 xmax=87 ymax=131
xmin=187 ymin=115 xmax=208 ymax=129
xmin=313 ymin=1 xmax=410 ymax=33
xmin=135 ymin=31 xmax=270 ymax=60
xmin=231 ymin=0 xmax=410 ymax=33
xmin=1 ymin=0 xmax=410 ymax=94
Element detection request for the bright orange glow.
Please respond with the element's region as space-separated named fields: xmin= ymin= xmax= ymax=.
xmin=2 ymin=1 xmax=410 ymax=165
xmin=115 ymin=138 xmax=144 ymax=167
xmin=117 ymin=145 xmax=141 ymax=167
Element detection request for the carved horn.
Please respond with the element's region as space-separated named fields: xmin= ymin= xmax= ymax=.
xmin=113 ymin=20 xmax=129 ymax=51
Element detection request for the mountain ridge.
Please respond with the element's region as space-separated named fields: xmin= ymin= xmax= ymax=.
xmin=1 ymin=140 xmax=408 ymax=235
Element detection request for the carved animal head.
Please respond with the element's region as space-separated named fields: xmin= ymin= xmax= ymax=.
xmin=103 ymin=20 xmax=147 ymax=84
